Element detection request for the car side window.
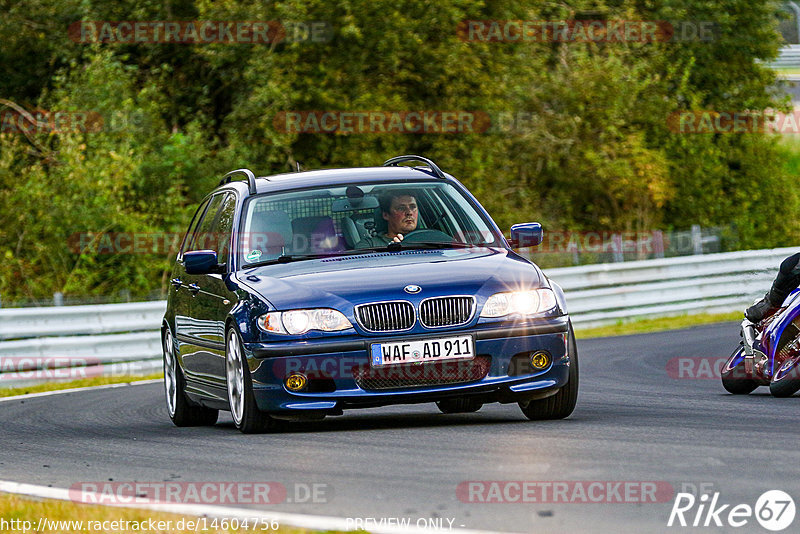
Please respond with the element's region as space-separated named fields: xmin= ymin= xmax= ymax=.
xmin=188 ymin=194 xmax=225 ymax=251
xmin=179 ymin=197 xmax=210 ymax=258
xmin=212 ymin=193 xmax=236 ymax=265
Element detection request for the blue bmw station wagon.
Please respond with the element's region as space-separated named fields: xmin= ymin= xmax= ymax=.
xmin=162 ymin=156 xmax=577 ymax=432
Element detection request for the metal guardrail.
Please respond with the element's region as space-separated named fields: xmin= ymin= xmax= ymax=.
xmin=0 ymin=246 xmax=795 ymax=386
xmin=773 ymin=45 xmax=800 ymax=69
xmin=0 ymin=301 xmax=166 ymax=387
xmin=546 ymin=246 xmax=796 ymax=327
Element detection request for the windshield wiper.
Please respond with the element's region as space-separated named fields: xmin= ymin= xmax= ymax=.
xmin=380 ymin=241 xmax=487 ymax=251
xmin=244 ymin=253 xmax=337 ymax=268
xmin=244 ymin=249 xmax=388 ymax=269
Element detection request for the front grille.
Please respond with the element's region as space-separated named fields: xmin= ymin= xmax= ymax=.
xmin=356 ymin=301 xmax=415 ymax=332
xmin=352 ymin=355 xmax=491 ymax=391
xmin=420 ymin=296 xmax=475 ymax=328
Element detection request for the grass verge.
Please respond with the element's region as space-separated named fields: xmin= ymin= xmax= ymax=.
xmin=0 ymin=492 xmax=341 ymax=533
xmin=575 ymin=311 xmax=742 ymax=339
xmin=0 ymin=374 xmax=163 ymax=398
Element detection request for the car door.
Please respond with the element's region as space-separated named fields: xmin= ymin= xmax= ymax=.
xmin=181 ymin=192 xmax=239 ymax=389
xmin=172 ymin=197 xmax=210 ymax=360
xmin=178 ymin=193 xmax=226 ymax=382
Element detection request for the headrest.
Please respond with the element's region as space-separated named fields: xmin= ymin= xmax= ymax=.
xmin=244 ymin=209 xmax=293 ymax=258
xmin=292 ymin=215 xmax=342 ymax=252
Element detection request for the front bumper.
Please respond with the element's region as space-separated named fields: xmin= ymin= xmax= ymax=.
xmin=244 ymin=316 xmax=571 ymax=413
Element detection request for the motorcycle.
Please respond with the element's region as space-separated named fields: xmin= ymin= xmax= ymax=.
xmin=721 ymin=289 xmax=800 ymax=397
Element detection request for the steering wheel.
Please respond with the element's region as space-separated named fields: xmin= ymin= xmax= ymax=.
xmin=400 ymin=229 xmax=452 ymax=243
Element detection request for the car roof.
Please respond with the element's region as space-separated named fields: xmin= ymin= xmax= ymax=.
xmin=217 ymin=166 xmax=456 ymax=197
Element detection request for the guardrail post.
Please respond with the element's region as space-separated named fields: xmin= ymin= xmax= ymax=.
xmin=568 ymin=241 xmax=580 ymax=265
xmin=53 ymin=292 xmax=63 ymax=306
xmin=611 ymin=233 xmax=624 ymax=262
xmin=653 ymin=230 xmax=665 ymax=259
xmin=691 ymin=225 xmax=703 ymax=255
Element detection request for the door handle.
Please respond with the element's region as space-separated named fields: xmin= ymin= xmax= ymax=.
xmin=170 ymin=278 xmax=182 ymax=289
xmin=187 ymin=283 xmax=201 ymax=296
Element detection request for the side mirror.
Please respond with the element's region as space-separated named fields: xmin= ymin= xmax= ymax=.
xmin=509 ymin=222 xmax=543 ymax=248
xmin=184 ymin=250 xmax=221 ymax=274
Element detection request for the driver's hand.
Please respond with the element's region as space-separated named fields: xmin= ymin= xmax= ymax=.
xmin=392 ymin=233 xmax=404 ymax=243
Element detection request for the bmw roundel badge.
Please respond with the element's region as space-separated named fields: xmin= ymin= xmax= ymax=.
xmin=404 ymin=284 xmax=421 ymax=294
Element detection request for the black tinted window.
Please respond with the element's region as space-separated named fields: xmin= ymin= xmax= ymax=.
xmin=189 ymin=194 xmax=224 ymax=251
xmin=212 ymin=193 xmax=236 ymax=263
xmin=180 ymin=197 xmax=210 ymax=256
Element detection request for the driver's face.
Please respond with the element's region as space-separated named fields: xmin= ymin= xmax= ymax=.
xmin=383 ymin=195 xmax=418 ymax=236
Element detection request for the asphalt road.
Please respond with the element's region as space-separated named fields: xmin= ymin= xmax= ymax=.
xmin=2 ymin=322 xmax=799 ymax=533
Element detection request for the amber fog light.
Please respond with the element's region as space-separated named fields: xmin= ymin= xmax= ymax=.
xmin=530 ymin=351 xmax=551 ymax=370
xmin=285 ymin=373 xmax=308 ymax=392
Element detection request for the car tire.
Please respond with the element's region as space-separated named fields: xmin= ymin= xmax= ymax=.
xmin=721 ymin=345 xmax=758 ymax=395
xmin=436 ymin=398 xmax=483 ymax=414
xmin=226 ymin=327 xmax=280 ymax=434
xmin=769 ymin=353 xmax=800 ymax=397
xmin=163 ymin=326 xmax=219 ymax=427
xmin=518 ymin=321 xmax=579 ymax=420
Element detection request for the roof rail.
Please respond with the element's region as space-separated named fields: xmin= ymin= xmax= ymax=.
xmin=382 ymin=155 xmax=446 ymax=179
xmin=219 ymin=168 xmax=258 ymax=194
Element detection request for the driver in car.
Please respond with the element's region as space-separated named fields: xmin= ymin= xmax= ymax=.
xmin=356 ymin=190 xmax=418 ymax=247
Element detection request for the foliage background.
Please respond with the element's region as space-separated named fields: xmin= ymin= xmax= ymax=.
xmin=1 ymin=0 xmax=798 ymax=302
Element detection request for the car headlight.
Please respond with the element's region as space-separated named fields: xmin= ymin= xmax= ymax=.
xmin=257 ymin=309 xmax=353 ymax=335
xmin=480 ymin=289 xmax=557 ymax=318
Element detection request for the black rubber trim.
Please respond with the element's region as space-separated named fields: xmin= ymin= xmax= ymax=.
xmin=253 ymin=340 xmax=364 ymax=358
xmin=474 ymin=319 xmax=569 ymax=340
xmin=251 ymin=318 xmax=569 ymax=358
xmin=175 ymin=333 xmax=225 ymax=351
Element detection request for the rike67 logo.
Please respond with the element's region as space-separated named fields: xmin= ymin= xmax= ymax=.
xmin=668 ymin=490 xmax=795 ymax=531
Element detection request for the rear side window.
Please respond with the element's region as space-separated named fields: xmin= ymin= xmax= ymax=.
xmin=179 ymin=197 xmax=210 ymax=257
xmin=189 ymin=194 xmax=225 ymax=251
xmin=212 ymin=193 xmax=237 ymax=264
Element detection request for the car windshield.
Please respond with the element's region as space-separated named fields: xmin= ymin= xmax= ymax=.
xmin=238 ymin=180 xmax=501 ymax=266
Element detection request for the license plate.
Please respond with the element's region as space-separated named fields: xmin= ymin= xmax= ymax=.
xmin=370 ymin=335 xmax=474 ymax=367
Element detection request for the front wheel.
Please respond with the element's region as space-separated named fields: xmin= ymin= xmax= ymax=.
xmin=163 ymin=326 xmax=218 ymax=427
xmin=518 ymin=322 xmax=579 ymax=420
xmin=770 ymin=353 xmax=800 ymax=397
xmin=226 ymin=328 xmax=280 ymax=433
xmin=721 ymin=345 xmax=758 ymax=395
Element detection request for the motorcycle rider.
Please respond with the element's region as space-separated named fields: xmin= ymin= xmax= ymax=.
xmin=745 ymin=252 xmax=800 ymax=322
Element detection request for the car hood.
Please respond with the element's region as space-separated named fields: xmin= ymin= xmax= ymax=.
xmin=236 ymin=248 xmax=545 ymax=310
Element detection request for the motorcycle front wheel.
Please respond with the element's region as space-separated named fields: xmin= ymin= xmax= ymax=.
xmin=770 ymin=353 xmax=800 ymax=397
xmin=721 ymin=345 xmax=758 ymax=395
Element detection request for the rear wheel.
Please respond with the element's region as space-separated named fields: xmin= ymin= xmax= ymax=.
xmin=163 ymin=326 xmax=218 ymax=427
xmin=436 ymin=398 xmax=483 ymax=414
xmin=226 ymin=328 xmax=280 ymax=433
xmin=721 ymin=345 xmax=758 ymax=395
xmin=770 ymin=354 xmax=800 ymax=397
xmin=518 ymin=322 xmax=579 ymax=420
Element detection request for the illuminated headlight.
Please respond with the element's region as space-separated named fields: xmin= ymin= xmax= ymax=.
xmin=257 ymin=309 xmax=353 ymax=335
xmin=480 ymin=289 xmax=558 ymax=318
